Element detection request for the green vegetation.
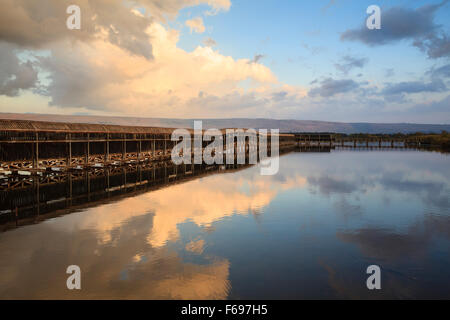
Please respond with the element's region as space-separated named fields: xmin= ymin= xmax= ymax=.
xmin=409 ymin=131 xmax=450 ymax=150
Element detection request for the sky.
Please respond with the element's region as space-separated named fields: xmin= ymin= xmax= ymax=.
xmin=0 ymin=0 xmax=449 ymax=123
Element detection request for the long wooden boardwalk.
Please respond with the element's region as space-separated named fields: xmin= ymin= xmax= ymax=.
xmin=0 ymin=119 xmax=297 ymax=175
xmin=0 ymin=119 xmax=420 ymax=177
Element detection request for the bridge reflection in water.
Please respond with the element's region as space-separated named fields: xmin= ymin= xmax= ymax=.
xmin=0 ymin=160 xmax=258 ymax=229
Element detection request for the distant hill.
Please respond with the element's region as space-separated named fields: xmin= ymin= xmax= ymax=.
xmin=1 ymin=112 xmax=449 ymax=134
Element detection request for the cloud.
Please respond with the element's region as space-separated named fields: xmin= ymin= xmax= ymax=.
xmin=0 ymin=0 xmax=231 ymax=59
xmin=334 ymin=55 xmax=368 ymax=74
xmin=341 ymin=1 xmax=450 ymax=58
xmin=185 ymin=238 xmax=205 ymax=254
xmin=203 ymin=0 xmax=232 ymax=15
xmin=430 ymin=63 xmax=450 ymax=79
xmin=338 ymin=228 xmax=427 ymax=261
xmin=1 ymin=0 xmax=447 ymax=123
xmin=322 ymin=0 xmax=337 ymax=13
xmin=0 ymin=0 xmax=155 ymax=59
xmin=0 ymin=43 xmax=38 ymax=96
xmin=185 ymin=17 xmax=206 ymax=34
xmin=300 ymin=43 xmax=326 ymax=55
xmin=249 ymin=54 xmax=265 ymax=64
xmin=413 ymin=31 xmax=450 ymax=59
xmin=308 ymin=175 xmax=358 ymax=195
xmin=180 ymin=84 xmax=307 ymax=119
xmin=0 ymin=0 xmax=287 ymax=117
xmin=0 ymin=209 xmax=232 ymax=299
xmin=271 ymin=91 xmax=288 ymax=102
xmin=203 ymin=37 xmax=217 ymax=47
xmin=37 ymin=23 xmax=277 ymax=115
xmin=338 ymin=213 xmax=450 ymax=262
xmin=309 ymin=78 xmax=360 ymax=97
xmin=0 ymin=0 xmax=293 ymax=118
xmin=409 ymin=94 xmax=450 ymax=115
xmin=382 ymin=79 xmax=446 ymax=96
xmin=385 ymin=68 xmax=395 ymax=78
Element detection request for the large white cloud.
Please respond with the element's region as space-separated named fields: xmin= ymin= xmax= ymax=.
xmin=0 ymin=0 xmax=231 ymax=56
xmin=37 ymin=22 xmax=277 ymax=116
xmin=0 ymin=0 xmax=290 ymax=117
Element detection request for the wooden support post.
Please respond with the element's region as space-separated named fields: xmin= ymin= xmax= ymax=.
xmin=31 ymin=141 xmax=36 ymax=169
xmin=67 ymin=133 xmax=72 ymax=168
xmin=138 ymin=136 xmax=142 ymax=162
xmin=153 ymin=164 xmax=156 ymax=180
xmin=191 ymin=133 xmax=195 ymax=173
xmin=152 ymin=138 xmax=156 ymax=160
xmin=86 ymin=133 xmax=90 ymax=166
xmin=34 ymin=132 xmax=39 ymax=169
xmin=106 ymin=133 xmax=110 ymax=163
xmin=164 ymin=135 xmax=167 ymax=158
xmin=122 ymin=134 xmax=126 ymax=161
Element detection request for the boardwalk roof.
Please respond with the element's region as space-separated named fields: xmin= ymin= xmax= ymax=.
xmin=0 ymin=119 xmax=176 ymax=134
xmin=0 ymin=118 xmax=298 ymax=137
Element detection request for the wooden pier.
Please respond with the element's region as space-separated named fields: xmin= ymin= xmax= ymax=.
xmin=0 ymin=119 xmax=296 ymax=175
xmin=294 ymin=133 xmax=415 ymax=148
xmin=0 ymin=120 xmax=423 ymax=178
xmin=295 ymin=133 xmax=335 ymax=147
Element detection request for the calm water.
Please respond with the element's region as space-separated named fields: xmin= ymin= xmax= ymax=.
xmin=1 ymin=150 xmax=449 ymax=299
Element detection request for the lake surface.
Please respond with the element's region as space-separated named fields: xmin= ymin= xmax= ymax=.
xmin=1 ymin=149 xmax=449 ymax=299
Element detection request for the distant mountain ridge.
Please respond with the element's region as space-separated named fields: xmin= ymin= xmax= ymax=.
xmin=1 ymin=113 xmax=449 ymax=134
